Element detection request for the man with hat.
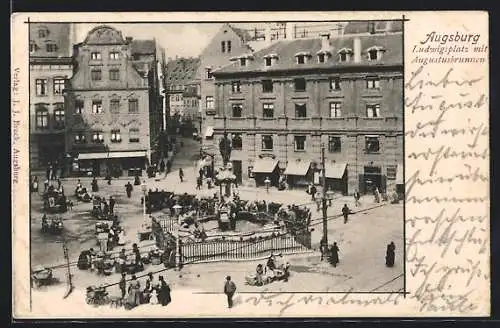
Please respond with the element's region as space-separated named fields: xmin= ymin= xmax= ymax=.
xmin=223 ymin=276 xmax=237 ymax=308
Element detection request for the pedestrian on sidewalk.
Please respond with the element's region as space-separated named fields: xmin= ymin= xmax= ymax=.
xmin=179 ymin=168 xmax=184 ymax=183
xmin=328 ymin=242 xmax=340 ymax=267
xmin=109 ymin=196 xmax=116 ymax=214
xmin=125 ymin=181 xmax=133 ymax=198
xmin=342 ymin=204 xmax=351 ymax=224
xmin=354 ymin=190 xmax=361 ymax=207
xmin=119 ymin=273 xmax=127 ymax=299
xmin=385 ymin=241 xmax=396 ymax=267
xmin=196 ymin=176 xmax=202 ymax=190
xmin=223 ymin=276 xmax=237 ymax=308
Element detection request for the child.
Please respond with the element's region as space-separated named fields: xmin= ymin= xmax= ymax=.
xmin=149 ymin=287 xmax=159 ymax=305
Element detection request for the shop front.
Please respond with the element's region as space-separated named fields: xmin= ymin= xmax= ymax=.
xmin=284 ymin=160 xmax=312 ymax=189
xmin=251 ymin=158 xmax=279 ymax=187
xmin=76 ymin=151 xmax=148 ymax=177
xmin=324 ymin=162 xmax=348 ymax=195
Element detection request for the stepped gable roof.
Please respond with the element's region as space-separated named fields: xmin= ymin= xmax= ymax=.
xmin=343 ymin=20 xmax=403 ymax=34
xmin=165 ymin=57 xmax=201 ymax=86
xmin=131 ymin=39 xmax=156 ymax=55
xmin=213 ymin=33 xmax=402 ymax=75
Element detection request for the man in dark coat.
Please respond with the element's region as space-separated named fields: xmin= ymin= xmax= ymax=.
xmin=125 ymin=182 xmax=133 ymax=198
xmin=119 ymin=273 xmax=127 ymax=299
xmin=223 ymin=276 xmax=237 ymax=308
xmin=109 ymin=196 xmax=116 ymax=214
xmin=342 ymin=204 xmax=350 ymax=224
xmin=179 ymin=168 xmax=184 ymax=183
xmin=385 ymin=241 xmax=396 ymax=267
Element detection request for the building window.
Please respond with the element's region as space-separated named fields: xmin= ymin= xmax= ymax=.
xmin=111 ymin=129 xmax=122 ymax=142
xmin=329 ymin=77 xmax=341 ymax=90
xmin=206 ymin=96 xmax=214 ymax=109
xmin=92 ymin=100 xmax=103 ymax=114
xmin=294 ymin=135 xmax=306 ymax=151
xmin=53 ymin=78 xmax=65 ymax=95
xmin=261 ymin=135 xmax=273 ymax=150
xmin=231 ymin=81 xmax=241 ymax=93
xmin=265 ymin=57 xmax=272 ymax=66
xmin=387 ymin=165 xmax=397 ymax=180
xmin=29 ymin=42 xmax=38 ymax=53
xmin=365 ymin=136 xmax=380 ymax=153
xmin=53 ymin=104 xmax=65 ymax=129
xmin=109 ymin=69 xmax=120 ymax=81
xmin=366 ymin=77 xmax=380 ymax=89
xmin=128 ymin=99 xmax=139 ymax=113
xmin=295 ymin=103 xmax=307 ymax=118
xmin=109 ymin=51 xmax=120 ymax=60
xmin=221 ymin=41 xmax=226 ymax=53
xmin=206 ymin=68 xmax=213 ymax=79
xmin=328 ymin=136 xmax=341 ymax=153
xmin=263 ymin=103 xmax=274 ymax=118
xmin=338 ymin=49 xmax=352 ymax=62
xmin=232 ymin=133 xmax=242 ymax=150
xmin=75 ymin=100 xmax=84 ymax=114
xmin=129 ymin=128 xmax=140 ymax=143
xmin=38 ymin=28 xmax=49 ymax=38
xmin=35 ymin=106 xmax=49 ymax=129
xmin=91 ymin=70 xmax=102 ymax=81
xmin=239 ymin=58 xmax=247 ymax=66
xmin=91 ymin=52 xmax=102 ymax=60
xmin=329 ymin=102 xmax=342 ymax=118
xmin=227 ymin=41 xmax=231 ymax=53
xmin=367 ymin=47 xmax=384 ymax=61
xmin=262 ymin=79 xmax=273 ymax=93
xmin=91 ymin=132 xmax=104 ymax=144
xmin=366 ymin=104 xmax=381 ymax=118
xmin=296 ymin=55 xmax=305 ymax=64
xmin=232 ymin=104 xmax=243 ymax=117
xmin=318 ymin=53 xmax=326 ymax=63
xmin=74 ymin=133 xmax=86 ymax=144
xmin=35 ymin=79 xmax=47 ymax=96
xmin=46 ymin=43 xmax=58 ymax=52
xmin=110 ymin=99 xmax=120 ymax=113
xmin=294 ymin=78 xmax=306 ymax=92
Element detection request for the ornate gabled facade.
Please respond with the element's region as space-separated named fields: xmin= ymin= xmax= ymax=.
xmin=65 ymin=25 xmax=163 ymax=177
xmin=212 ymin=21 xmax=404 ymax=194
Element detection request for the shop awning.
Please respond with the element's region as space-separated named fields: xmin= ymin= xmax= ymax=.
xmin=324 ymin=162 xmax=347 ymax=179
xmin=78 ymin=151 xmax=147 ymax=160
xmin=252 ymin=159 xmax=278 ymax=174
xmin=395 ymin=164 xmax=404 ymax=184
xmin=204 ymin=126 xmax=214 ymax=138
xmin=284 ymin=161 xmax=311 ymax=176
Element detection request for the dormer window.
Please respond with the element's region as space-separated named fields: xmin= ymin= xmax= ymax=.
xmin=263 ymin=54 xmax=278 ymax=67
xmin=240 ymin=58 xmax=247 ymax=66
xmin=338 ymin=48 xmax=353 ymax=62
xmin=231 ymin=54 xmax=254 ymax=67
xmin=316 ymin=50 xmax=332 ymax=63
xmin=295 ymin=52 xmax=311 ymax=65
xmin=318 ymin=53 xmax=325 ymax=63
xmin=367 ymin=46 xmax=385 ymax=61
xmin=38 ymin=27 xmax=49 ymax=38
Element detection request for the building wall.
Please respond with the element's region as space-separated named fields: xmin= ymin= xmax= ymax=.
xmin=29 ymin=23 xmax=74 ymax=169
xmin=212 ymin=70 xmax=403 ymax=194
xmin=199 ymin=24 xmax=251 ymax=152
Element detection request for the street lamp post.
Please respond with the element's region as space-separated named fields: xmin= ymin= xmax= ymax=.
xmin=173 ymin=204 xmax=183 ymax=270
xmin=141 ymin=180 xmax=148 ymax=226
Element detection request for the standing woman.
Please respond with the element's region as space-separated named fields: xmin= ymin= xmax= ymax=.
xmin=328 ymin=242 xmax=340 ymax=267
xmin=385 ymin=241 xmax=396 ymax=267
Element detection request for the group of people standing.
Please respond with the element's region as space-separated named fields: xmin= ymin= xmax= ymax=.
xmin=120 ymin=272 xmax=172 ymax=310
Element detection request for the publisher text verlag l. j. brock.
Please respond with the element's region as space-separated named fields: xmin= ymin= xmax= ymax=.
xmin=12 ymin=121 xmax=21 ymax=184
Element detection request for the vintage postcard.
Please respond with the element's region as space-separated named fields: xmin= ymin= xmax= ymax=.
xmin=11 ymin=11 xmax=490 ymax=318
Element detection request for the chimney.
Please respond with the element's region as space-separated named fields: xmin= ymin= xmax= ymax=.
xmin=353 ymin=37 xmax=361 ymax=63
xmin=320 ymin=33 xmax=330 ymax=50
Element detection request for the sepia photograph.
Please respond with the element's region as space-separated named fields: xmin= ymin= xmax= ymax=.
xmin=26 ymin=19 xmax=405 ymax=313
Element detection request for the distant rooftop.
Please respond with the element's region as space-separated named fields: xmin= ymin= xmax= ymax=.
xmin=165 ymin=57 xmax=201 ymax=86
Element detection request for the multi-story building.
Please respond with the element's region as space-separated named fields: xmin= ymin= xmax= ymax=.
xmin=164 ymin=57 xmax=200 ymax=118
xmin=212 ymin=21 xmax=403 ymax=194
xmin=29 ymin=23 xmax=75 ymax=170
xmin=183 ymin=81 xmax=201 ymax=131
xmin=198 ymin=24 xmax=254 ymax=157
xmin=65 ymin=25 xmax=164 ymax=177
